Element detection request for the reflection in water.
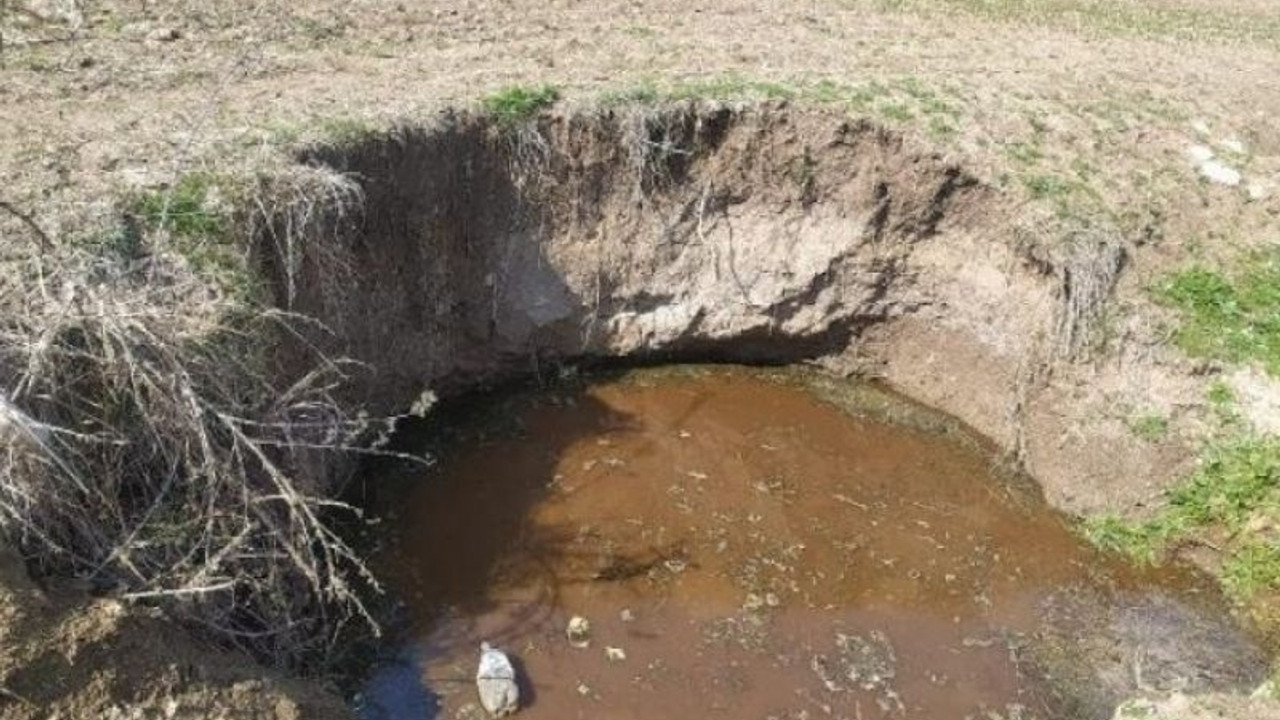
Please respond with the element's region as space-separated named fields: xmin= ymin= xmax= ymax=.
xmin=357 ymin=367 xmax=1264 ymax=720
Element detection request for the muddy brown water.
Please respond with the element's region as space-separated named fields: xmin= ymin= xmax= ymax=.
xmin=354 ymin=367 xmax=1265 ymax=720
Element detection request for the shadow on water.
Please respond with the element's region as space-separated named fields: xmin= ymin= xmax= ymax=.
xmin=354 ymin=646 xmax=441 ymax=720
xmin=351 ymin=378 xmax=642 ymax=718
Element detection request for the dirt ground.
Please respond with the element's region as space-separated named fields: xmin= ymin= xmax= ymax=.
xmin=0 ymin=545 xmax=350 ymax=719
xmin=2 ymin=0 xmax=1280 ymax=717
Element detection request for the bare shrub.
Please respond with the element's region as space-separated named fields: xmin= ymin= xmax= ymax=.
xmin=0 ymin=173 xmax=397 ymax=670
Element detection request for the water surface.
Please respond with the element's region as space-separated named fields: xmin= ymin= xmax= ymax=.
xmin=356 ymin=367 xmax=1263 ymax=720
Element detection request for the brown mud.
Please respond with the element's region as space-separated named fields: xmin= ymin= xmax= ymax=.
xmin=354 ymin=367 xmax=1265 ymax=720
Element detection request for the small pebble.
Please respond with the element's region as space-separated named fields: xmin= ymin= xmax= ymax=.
xmin=566 ymin=615 xmax=591 ymax=648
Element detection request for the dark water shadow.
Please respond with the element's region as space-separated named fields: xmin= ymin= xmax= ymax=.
xmin=349 ymin=378 xmax=643 ymax=714
xmin=353 ymin=645 xmax=441 ymax=720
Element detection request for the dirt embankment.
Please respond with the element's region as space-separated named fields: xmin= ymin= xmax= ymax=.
xmin=268 ymin=105 xmax=1175 ymax=520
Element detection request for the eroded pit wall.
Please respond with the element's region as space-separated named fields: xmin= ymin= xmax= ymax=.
xmin=259 ymin=104 xmax=1066 ymax=493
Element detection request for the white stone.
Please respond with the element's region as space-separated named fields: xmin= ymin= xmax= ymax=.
xmin=476 ymin=643 xmax=519 ymax=717
xmin=1248 ymin=182 xmax=1272 ymax=202
xmin=605 ymin=646 xmax=626 ymax=662
xmin=566 ymin=615 xmax=591 ymax=648
xmin=1199 ymin=160 xmax=1242 ymax=187
xmin=1187 ymin=144 xmax=1215 ymax=164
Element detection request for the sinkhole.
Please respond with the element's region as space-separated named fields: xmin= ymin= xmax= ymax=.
xmin=250 ymin=104 xmax=1265 ymax=719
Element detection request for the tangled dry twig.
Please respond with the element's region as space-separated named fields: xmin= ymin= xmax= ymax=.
xmin=0 ymin=169 xmax=404 ymax=670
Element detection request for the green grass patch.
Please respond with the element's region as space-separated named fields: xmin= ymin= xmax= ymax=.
xmin=1224 ymin=541 xmax=1280 ymax=599
xmin=133 ymin=173 xmax=228 ymax=240
xmin=1169 ymin=436 xmax=1280 ymax=531
xmin=1083 ymin=514 xmax=1176 ymax=565
xmin=877 ymin=101 xmax=914 ymax=122
xmin=1084 ymin=434 xmax=1280 ymax=600
xmin=78 ymin=219 xmax=147 ymax=264
xmin=316 ymin=117 xmax=380 ymax=145
xmin=1156 ymin=252 xmax=1280 ymax=376
xmin=131 ymin=174 xmax=256 ymax=298
xmin=622 ymin=24 xmax=657 ymax=38
xmin=482 ymin=84 xmax=561 ymax=126
xmin=1003 ymin=141 xmax=1044 ymax=166
xmin=600 ymin=82 xmax=664 ymax=107
xmin=1127 ymin=412 xmax=1169 ymax=442
xmin=665 ymin=75 xmax=797 ymax=102
xmin=1022 ymin=173 xmax=1073 ymax=201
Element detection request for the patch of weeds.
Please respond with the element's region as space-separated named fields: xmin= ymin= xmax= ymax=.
xmin=75 ymin=218 xmax=145 ymax=264
xmin=1004 ymin=141 xmax=1044 ymax=166
xmin=827 ymin=80 xmax=892 ymax=112
xmin=622 ymin=24 xmax=656 ymax=38
xmin=133 ymin=173 xmax=228 ymax=240
xmin=1223 ymin=541 xmax=1280 ymax=599
xmin=599 ymin=81 xmax=663 ymax=108
xmin=296 ymin=15 xmax=348 ymax=44
xmin=895 ymin=76 xmax=960 ymax=120
xmin=1070 ymin=157 xmax=1100 ymax=184
xmin=1167 ymin=436 xmax=1280 ymax=531
xmin=1127 ymin=412 xmax=1169 ymax=442
xmin=21 ymin=55 xmax=55 ymax=73
xmin=877 ymin=101 xmax=914 ymax=122
xmin=250 ymin=120 xmax=304 ymax=148
xmin=1085 ymin=434 xmax=1280 ymax=600
xmin=926 ymin=116 xmax=956 ymax=139
xmin=668 ymin=75 xmax=796 ymax=102
xmin=1022 ymin=173 xmax=1073 ymax=201
xmin=1207 ymin=380 xmax=1241 ymax=425
xmin=1083 ymin=514 xmax=1175 ymax=565
xmin=482 ymin=84 xmax=561 ymax=126
xmin=316 ymin=117 xmax=380 ymax=145
xmin=131 ymin=174 xmax=254 ymax=297
xmin=1156 ymin=252 xmax=1280 ymax=376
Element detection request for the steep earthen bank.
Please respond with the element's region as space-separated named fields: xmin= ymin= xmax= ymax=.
xmin=266 ymin=103 xmax=1171 ymax=518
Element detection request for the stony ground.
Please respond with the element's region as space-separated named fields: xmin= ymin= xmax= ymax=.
xmin=2 ymin=0 xmax=1280 ymax=717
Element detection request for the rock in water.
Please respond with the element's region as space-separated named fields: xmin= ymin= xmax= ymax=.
xmin=476 ymin=642 xmax=520 ymax=717
xmin=565 ymin=615 xmax=591 ymax=648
